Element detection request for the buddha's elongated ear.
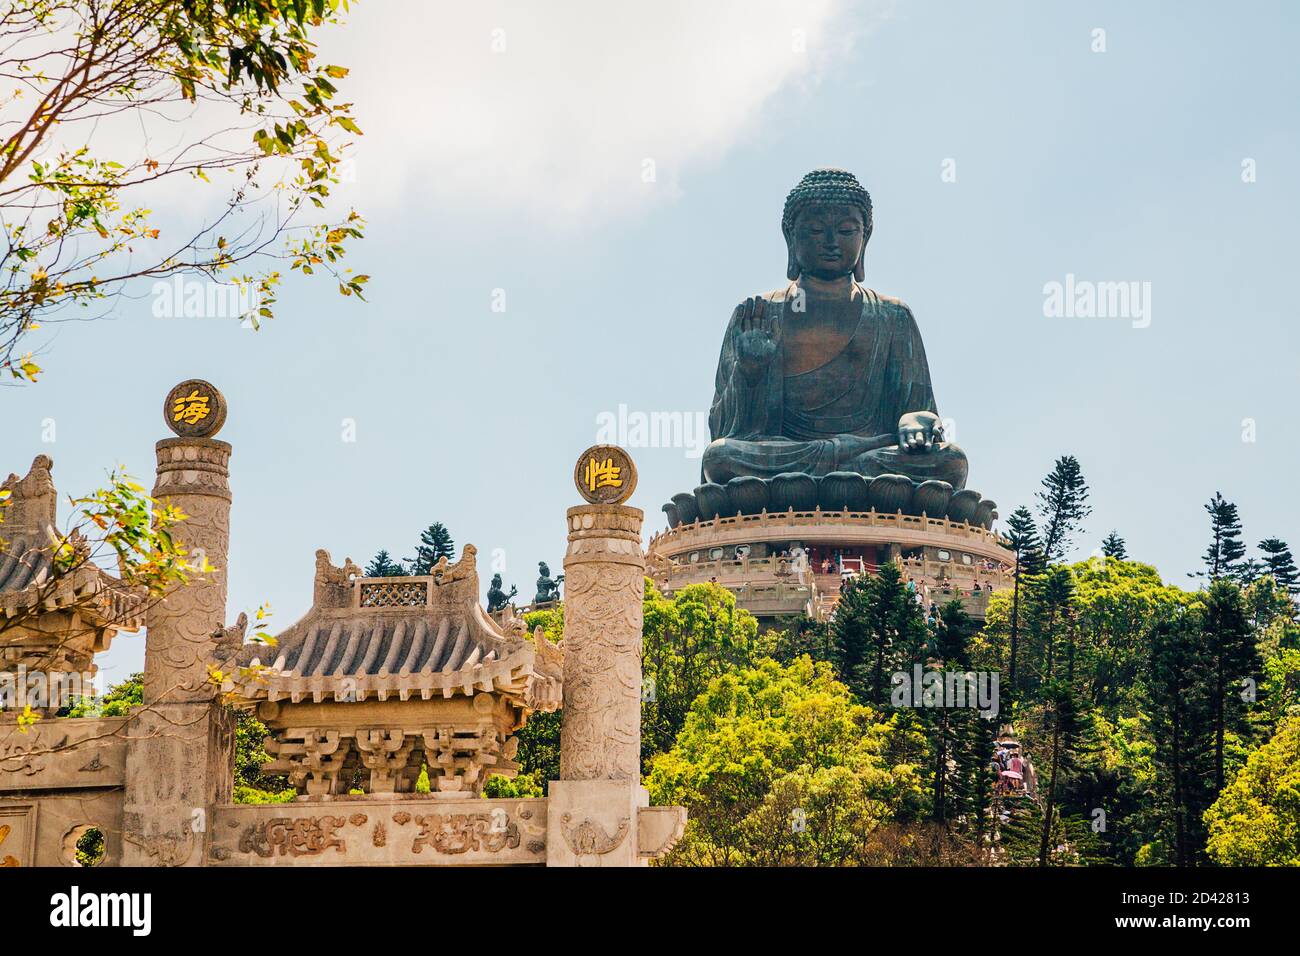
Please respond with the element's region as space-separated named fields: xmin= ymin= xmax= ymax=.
xmin=786 ymin=243 xmax=801 ymax=281
xmin=854 ymin=246 xmax=866 ymax=282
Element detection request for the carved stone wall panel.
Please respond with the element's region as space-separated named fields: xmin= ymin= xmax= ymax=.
xmin=207 ymin=798 xmax=547 ymax=866
xmin=0 ymin=717 xmax=129 ymax=792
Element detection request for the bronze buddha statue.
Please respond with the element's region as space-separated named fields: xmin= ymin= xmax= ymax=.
xmin=701 ymin=168 xmax=968 ymax=491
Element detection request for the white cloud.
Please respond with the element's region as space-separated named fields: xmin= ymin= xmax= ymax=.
xmin=330 ymin=0 xmax=876 ymax=225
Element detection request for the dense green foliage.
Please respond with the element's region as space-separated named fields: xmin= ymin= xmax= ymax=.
xmin=63 ymin=671 xmax=143 ymax=718
xmin=1205 ymin=716 xmax=1300 ymax=865
xmin=645 ymin=656 xmax=928 ymax=865
xmin=641 ymin=581 xmax=763 ymax=764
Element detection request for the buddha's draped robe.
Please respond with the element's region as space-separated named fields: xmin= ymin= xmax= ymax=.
xmin=702 ymin=283 xmax=968 ymax=489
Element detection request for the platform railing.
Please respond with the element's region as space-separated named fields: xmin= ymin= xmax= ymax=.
xmin=648 ymin=506 xmax=1010 ymax=553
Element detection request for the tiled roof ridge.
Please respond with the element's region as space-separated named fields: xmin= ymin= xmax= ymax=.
xmin=222 ymin=545 xmax=562 ymax=710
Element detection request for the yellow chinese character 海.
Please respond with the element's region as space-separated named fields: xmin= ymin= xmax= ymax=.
xmin=585 ymin=457 xmax=622 ymax=493
xmin=172 ymin=389 xmax=211 ymax=426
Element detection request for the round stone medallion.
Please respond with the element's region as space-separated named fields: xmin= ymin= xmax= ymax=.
xmin=573 ymin=444 xmax=637 ymax=505
xmin=163 ymin=379 xmax=227 ymax=438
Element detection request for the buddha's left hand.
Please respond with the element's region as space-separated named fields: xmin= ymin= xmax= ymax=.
xmin=898 ymin=411 xmax=943 ymax=451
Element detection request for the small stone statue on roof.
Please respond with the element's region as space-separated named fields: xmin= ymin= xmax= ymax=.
xmin=314 ymin=549 xmax=360 ymax=608
xmin=534 ymin=561 xmax=563 ymax=605
xmin=486 ymin=573 xmax=517 ymax=613
xmin=212 ymin=611 xmax=249 ymax=657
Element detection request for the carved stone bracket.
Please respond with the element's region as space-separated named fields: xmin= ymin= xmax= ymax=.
xmin=354 ymin=728 xmax=418 ymax=794
xmin=264 ymin=729 xmax=353 ymax=796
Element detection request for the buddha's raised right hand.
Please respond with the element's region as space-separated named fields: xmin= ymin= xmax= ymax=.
xmin=733 ymin=296 xmax=780 ymax=382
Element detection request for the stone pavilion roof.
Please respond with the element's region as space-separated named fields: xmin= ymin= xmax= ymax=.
xmin=224 ymin=545 xmax=562 ymax=710
xmin=0 ymin=456 xmax=145 ymax=632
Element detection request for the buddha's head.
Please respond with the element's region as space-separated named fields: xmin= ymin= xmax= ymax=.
xmin=781 ymin=168 xmax=873 ymax=282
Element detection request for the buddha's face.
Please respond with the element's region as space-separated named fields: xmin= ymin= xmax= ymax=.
xmin=789 ymin=202 xmax=865 ymax=280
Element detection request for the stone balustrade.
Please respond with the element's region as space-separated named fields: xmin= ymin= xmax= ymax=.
xmin=649 ymin=506 xmax=1012 ymax=555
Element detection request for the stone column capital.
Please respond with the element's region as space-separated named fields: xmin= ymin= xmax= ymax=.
xmin=153 ymin=437 xmax=232 ymax=503
xmin=565 ymin=504 xmax=644 ymax=569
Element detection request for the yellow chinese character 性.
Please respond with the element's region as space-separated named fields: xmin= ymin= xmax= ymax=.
xmin=172 ymin=389 xmax=211 ymax=426
xmin=585 ymin=457 xmax=622 ymax=493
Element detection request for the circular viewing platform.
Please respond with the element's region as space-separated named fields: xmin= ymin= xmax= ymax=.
xmin=647 ymin=507 xmax=1016 ymax=626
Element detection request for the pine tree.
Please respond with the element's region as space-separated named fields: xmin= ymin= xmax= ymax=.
xmin=1004 ymin=506 xmax=1044 ymax=698
xmin=1100 ymin=531 xmax=1127 ymax=560
xmin=1025 ymin=565 xmax=1076 ymax=691
xmin=952 ymin=707 xmax=998 ymax=859
xmin=1047 ymin=710 xmax=1124 ymax=864
xmin=1199 ymin=580 xmax=1258 ymax=792
xmin=925 ymin=601 xmax=968 ymax=826
xmin=831 ymin=561 xmax=929 ymax=706
xmin=1258 ymin=538 xmax=1299 ymax=595
xmin=1238 ymin=557 xmax=1265 ymax=584
xmin=830 ymin=575 xmax=873 ymax=698
xmin=364 ymin=549 xmax=406 ymax=577
xmin=1198 ymin=492 xmax=1246 ymax=582
xmin=931 ymin=599 xmax=973 ymax=667
xmin=1145 ymin=611 xmax=1216 ymax=866
xmin=1036 ymin=455 xmax=1092 ymax=563
xmin=407 ymin=521 xmax=456 ymax=575
xmin=924 ymin=601 xmax=996 ymax=845
xmin=1036 ymin=680 xmax=1085 ymax=866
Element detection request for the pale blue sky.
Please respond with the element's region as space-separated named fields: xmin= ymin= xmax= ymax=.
xmin=4 ymin=0 xmax=1298 ymax=686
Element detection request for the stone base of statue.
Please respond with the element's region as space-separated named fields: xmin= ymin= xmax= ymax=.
xmin=648 ymin=488 xmax=1016 ymax=627
xmin=661 ymin=472 xmax=1000 ymax=530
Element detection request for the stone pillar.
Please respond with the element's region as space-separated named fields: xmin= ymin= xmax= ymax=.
xmin=558 ymin=503 xmax=644 ymax=782
xmin=122 ymin=381 xmax=235 ymax=866
xmin=142 ymin=436 xmax=232 ymax=705
xmin=547 ymin=445 xmax=649 ymax=866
